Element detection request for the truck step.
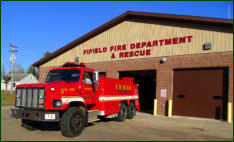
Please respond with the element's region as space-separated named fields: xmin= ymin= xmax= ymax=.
xmin=87 ymin=110 xmax=99 ymax=122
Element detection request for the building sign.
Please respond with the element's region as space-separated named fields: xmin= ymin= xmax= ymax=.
xmin=160 ymin=89 xmax=167 ymax=98
xmin=83 ymin=35 xmax=192 ymax=59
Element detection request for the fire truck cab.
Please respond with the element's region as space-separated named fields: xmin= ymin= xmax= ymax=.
xmin=11 ymin=62 xmax=139 ymax=137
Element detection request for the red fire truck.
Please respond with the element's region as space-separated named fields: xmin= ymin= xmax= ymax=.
xmin=11 ymin=62 xmax=139 ymax=137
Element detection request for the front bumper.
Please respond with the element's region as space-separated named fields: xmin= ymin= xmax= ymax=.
xmin=10 ymin=108 xmax=59 ymax=122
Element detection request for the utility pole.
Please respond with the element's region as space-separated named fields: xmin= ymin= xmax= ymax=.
xmin=9 ymin=44 xmax=18 ymax=95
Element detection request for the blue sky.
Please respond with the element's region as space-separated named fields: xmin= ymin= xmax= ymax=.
xmin=1 ymin=1 xmax=233 ymax=73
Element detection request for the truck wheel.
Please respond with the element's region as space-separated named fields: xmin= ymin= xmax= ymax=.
xmin=126 ymin=102 xmax=136 ymax=119
xmin=21 ymin=119 xmax=37 ymax=131
xmin=116 ymin=103 xmax=127 ymax=122
xmin=60 ymin=106 xmax=86 ymax=138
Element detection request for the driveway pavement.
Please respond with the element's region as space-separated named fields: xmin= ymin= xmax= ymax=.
xmin=1 ymin=106 xmax=233 ymax=141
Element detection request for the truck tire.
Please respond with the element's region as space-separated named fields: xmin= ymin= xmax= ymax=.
xmin=21 ymin=119 xmax=37 ymax=131
xmin=60 ymin=106 xmax=86 ymax=137
xmin=116 ymin=103 xmax=127 ymax=122
xmin=126 ymin=102 xmax=136 ymax=119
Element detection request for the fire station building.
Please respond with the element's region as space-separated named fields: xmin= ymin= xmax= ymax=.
xmin=33 ymin=11 xmax=233 ymax=122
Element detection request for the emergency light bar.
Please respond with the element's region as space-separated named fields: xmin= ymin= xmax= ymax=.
xmin=62 ymin=62 xmax=86 ymax=67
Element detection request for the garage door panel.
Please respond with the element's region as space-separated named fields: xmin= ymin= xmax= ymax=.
xmin=173 ymin=68 xmax=227 ymax=120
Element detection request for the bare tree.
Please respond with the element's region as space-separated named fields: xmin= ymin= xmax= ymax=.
xmin=14 ymin=63 xmax=25 ymax=73
xmin=1 ymin=64 xmax=6 ymax=77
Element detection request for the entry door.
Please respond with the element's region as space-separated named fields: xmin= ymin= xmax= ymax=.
xmin=173 ymin=68 xmax=228 ymax=120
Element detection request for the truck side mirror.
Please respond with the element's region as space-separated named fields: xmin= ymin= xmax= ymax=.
xmin=93 ymin=71 xmax=99 ymax=86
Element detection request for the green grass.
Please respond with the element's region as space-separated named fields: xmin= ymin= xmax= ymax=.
xmin=1 ymin=90 xmax=15 ymax=106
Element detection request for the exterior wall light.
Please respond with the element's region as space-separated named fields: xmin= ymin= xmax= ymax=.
xmin=75 ymin=57 xmax=79 ymax=64
xmin=160 ymin=57 xmax=167 ymax=64
xmin=203 ymin=43 xmax=212 ymax=50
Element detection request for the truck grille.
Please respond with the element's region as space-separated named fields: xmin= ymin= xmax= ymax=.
xmin=16 ymin=87 xmax=45 ymax=109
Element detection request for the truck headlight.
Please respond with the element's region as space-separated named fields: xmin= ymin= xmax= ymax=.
xmin=39 ymin=88 xmax=45 ymax=99
xmin=16 ymin=88 xmax=21 ymax=107
xmin=16 ymin=90 xmax=21 ymax=98
xmin=38 ymin=88 xmax=45 ymax=108
xmin=53 ymin=100 xmax=62 ymax=108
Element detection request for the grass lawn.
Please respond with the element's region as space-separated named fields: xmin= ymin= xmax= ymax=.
xmin=1 ymin=90 xmax=15 ymax=106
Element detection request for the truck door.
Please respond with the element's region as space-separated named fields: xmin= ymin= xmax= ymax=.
xmin=82 ymin=71 xmax=96 ymax=104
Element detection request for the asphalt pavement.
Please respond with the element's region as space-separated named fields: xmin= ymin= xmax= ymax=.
xmin=1 ymin=106 xmax=233 ymax=141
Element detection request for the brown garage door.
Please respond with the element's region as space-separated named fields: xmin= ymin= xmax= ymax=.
xmin=173 ymin=68 xmax=228 ymax=120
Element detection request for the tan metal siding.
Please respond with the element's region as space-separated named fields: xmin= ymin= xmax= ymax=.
xmin=41 ymin=20 xmax=233 ymax=67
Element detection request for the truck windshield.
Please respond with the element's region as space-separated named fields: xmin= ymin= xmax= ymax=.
xmin=46 ymin=69 xmax=81 ymax=83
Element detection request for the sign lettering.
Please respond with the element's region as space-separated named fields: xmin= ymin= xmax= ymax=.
xmin=82 ymin=35 xmax=193 ymax=59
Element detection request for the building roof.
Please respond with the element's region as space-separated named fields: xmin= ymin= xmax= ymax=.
xmin=32 ymin=11 xmax=233 ymax=67
xmin=4 ymin=73 xmax=31 ymax=82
